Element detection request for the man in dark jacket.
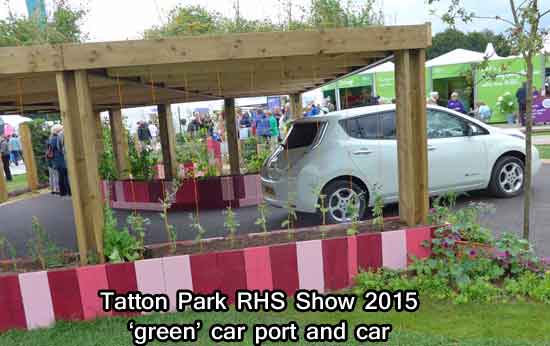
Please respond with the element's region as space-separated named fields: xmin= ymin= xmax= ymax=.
xmin=0 ymin=135 xmax=12 ymax=181
xmin=137 ymin=121 xmax=152 ymax=143
xmin=516 ymin=82 xmax=527 ymax=126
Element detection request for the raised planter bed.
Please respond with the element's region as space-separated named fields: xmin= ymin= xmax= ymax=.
xmin=100 ymin=173 xmax=262 ymax=212
xmin=0 ymin=222 xmax=435 ymax=332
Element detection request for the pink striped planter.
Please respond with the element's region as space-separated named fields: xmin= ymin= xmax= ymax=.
xmin=0 ymin=225 xmax=435 ymax=332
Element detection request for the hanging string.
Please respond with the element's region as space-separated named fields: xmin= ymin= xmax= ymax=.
xmin=149 ymin=69 xmax=158 ymax=106
xmin=217 ymin=70 xmax=223 ymax=97
xmin=116 ymin=75 xmax=138 ymax=215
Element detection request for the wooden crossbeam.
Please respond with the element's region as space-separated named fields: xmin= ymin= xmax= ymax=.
xmin=0 ymin=25 xmax=431 ymax=74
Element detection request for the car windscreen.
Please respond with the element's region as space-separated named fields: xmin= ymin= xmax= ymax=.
xmin=284 ymin=121 xmax=326 ymax=150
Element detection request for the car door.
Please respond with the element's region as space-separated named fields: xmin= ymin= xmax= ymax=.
xmin=427 ymin=109 xmax=489 ymax=192
xmin=341 ymin=114 xmax=385 ymax=197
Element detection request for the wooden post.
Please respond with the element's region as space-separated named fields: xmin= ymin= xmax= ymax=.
xmin=157 ymin=104 xmax=178 ymax=180
xmin=19 ymin=123 xmax=39 ymax=192
xmin=109 ymin=108 xmax=130 ymax=179
xmin=56 ymin=70 xmax=105 ymax=264
xmin=394 ymin=49 xmax=429 ymax=227
xmin=95 ymin=111 xmax=104 ymax=164
xmin=224 ymin=98 xmax=240 ymax=175
xmin=0 ymin=159 xmax=8 ymax=203
xmin=290 ymin=93 xmax=303 ymax=120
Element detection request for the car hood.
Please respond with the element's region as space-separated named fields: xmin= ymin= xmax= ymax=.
xmin=489 ymin=126 xmax=525 ymax=139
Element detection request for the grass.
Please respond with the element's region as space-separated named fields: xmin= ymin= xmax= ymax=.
xmin=6 ymin=174 xmax=28 ymax=192
xmin=536 ymin=145 xmax=550 ymax=160
xmin=1 ymin=298 xmax=549 ymax=346
xmin=533 ymin=131 xmax=550 ymax=137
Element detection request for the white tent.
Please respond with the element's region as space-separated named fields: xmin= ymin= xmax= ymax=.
xmin=426 ymin=49 xmax=487 ymax=67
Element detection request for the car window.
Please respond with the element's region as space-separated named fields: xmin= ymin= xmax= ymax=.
xmin=341 ymin=115 xmax=379 ymax=139
xmin=285 ymin=122 xmax=325 ymax=149
xmin=381 ymin=112 xmax=396 ymax=139
xmin=427 ymin=110 xmax=470 ymax=138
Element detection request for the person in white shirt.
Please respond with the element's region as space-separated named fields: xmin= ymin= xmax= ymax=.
xmin=148 ymin=120 xmax=159 ymax=146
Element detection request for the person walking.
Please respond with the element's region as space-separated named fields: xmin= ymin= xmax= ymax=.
xmin=8 ymin=134 xmax=22 ymax=166
xmin=0 ymin=135 xmax=12 ymax=181
xmin=268 ymin=111 xmax=280 ymax=144
xmin=256 ymin=110 xmax=271 ymax=143
xmin=48 ymin=125 xmax=71 ymax=197
xmin=516 ymin=82 xmax=527 ymax=126
xmin=447 ymin=91 xmax=466 ymax=114
xmin=46 ymin=126 xmax=60 ymax=195
xmin=137 ymin=121 xmax=152 ymax=144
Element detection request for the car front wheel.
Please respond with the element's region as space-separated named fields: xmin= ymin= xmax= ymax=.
xmin=322 ymin=179 xmax=368 ymax=224
xmin=488 ymin=156 xmax=525 ymax=198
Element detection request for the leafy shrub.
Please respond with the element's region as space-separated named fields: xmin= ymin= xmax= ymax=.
xmin=103 ymin=204 xmax=142 ymax=262
xmin=27 ymin=119 xmax=52 ymax=184
xmin=27 ymin=216 xmax=64 ymax=269
xmin=99 ymin=122 xmax=118 ymax=181
xmin=128 ymin=136 xmax=158 ymax=180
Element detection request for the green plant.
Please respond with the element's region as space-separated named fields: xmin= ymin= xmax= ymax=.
xmin=312 ymin=184 xmax=329 ymax=227
xmin=371 ymin=185 xmax=384 ymax=230
xmin=128 ymin=135 xmax=158 ymax=180
xmin=99 ymin=122 xmax=118 ymax=180
xmin=126 ymin=213 xmax=150 ymax=258
xmin=27 ymin=217 xmax=64 ymax=269
xmin=0 ymin=235 xmax=17 ymax=272
xmin=176 ymin=134 xmax=210 ymax=175
xmin=495 ymin=232 xmax=542 ymax=275
xmin=189 ymin=213 xmax=206 ymax=251
xmin=103 ymin=204 xmax=141 ymax=262
xmin=254 ymin=201 xmax=270 ymax=239
xmin=26 ymin=119 xmax=52 ymax=184
xmin=345 ymin=193 xmax=362 ymax=236
xmin=159 ymin=180 xmax=181 ymax=254
xmin=428 ymin=192 xmax=457 ymax=225
xmin=281 ymin=191 xmax=298 ymax=240
xmin=495 ymin=91 xmax=517 ymax=114
xmin=223 ymin=207 xmax=240 ymax=247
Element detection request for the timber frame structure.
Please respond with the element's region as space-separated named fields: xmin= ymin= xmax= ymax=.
xmin=0 ymin=24 xmax=432 ymax=264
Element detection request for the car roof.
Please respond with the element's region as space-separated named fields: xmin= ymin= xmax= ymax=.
xmin=295 ymin=104 xmax=472 ymax=122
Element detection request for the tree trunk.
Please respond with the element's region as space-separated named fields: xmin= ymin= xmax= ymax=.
xmin=523 ymin=57 xmax=534 ymax=240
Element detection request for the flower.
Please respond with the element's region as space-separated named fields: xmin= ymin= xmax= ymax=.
xmin=469 ymin=249 xmax=478 ymax=257
xmin=498 ymin=96 xmax=503 ymax=102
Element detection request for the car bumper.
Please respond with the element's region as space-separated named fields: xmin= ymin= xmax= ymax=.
xmin=532 ymin=146 xmax=542 ymax=177
xmin=260 ymin=174 xmax=318 ymax=213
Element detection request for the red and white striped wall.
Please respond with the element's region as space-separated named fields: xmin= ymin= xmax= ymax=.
xmin=0 ymin=226 xmax=433 ymax=332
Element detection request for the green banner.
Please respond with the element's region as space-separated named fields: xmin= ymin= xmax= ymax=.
xmin=374 ymin=71 xmax=395 ymax=102
xmin=321 ymin=74 xmax=373 ymax=91
xmin=431 ymin=63 xmax=472 ymax=80
xmin=476 ymin=56 xmax=544 ymax=123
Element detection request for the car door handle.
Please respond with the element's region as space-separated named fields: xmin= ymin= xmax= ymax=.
xmin=352 ymin=149 xmax=373 ymax=156
xmin=428 ymin=145 xmax=437 ymax=151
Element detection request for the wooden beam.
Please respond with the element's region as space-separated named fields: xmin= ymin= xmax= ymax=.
xmin=290 ymin=93 xmax=303 ymax=120
xmin=394 ymin=49 xmax=429 ymax=227
xmin=56 ymin=70 xmax=105 ymax=264
xmin=95 ymin=111 xmax=104 ymax=165
xmin=224 ymin=98 xmax=240 ymax=175
xmin=0 ymin=158 xmax=7 ymax=203
xmin=19 ymin=123 xmax=39 ymax=191
xmin=157 ymin=104 xmax=178 ymax=180
xmin=0 ymin=25 xmax=431 ymax=74
xmin=109 ymin=108 xmax=130 ymax=179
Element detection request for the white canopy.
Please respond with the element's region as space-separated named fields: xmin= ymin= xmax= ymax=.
xmin=426 ymin=49 xmax=487 ymax=67
xmin=0 ymin=115 xmax=32 ymax=128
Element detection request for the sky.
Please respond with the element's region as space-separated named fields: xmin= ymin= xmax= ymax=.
xmin=1 ymin=0 xmax=545 ymax=42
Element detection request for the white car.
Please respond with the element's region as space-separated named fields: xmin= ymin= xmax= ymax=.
xmin=261 ymin=104 xmax=542 ymax=223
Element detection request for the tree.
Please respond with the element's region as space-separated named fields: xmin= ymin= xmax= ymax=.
xmin=0 ymin=0 xmax=87 ymax=46
xmin=429 ymin=0 xmax=550 ymax=240
xmin=143 ymin=5 xmax=222 ymax=38
xmin=428 ymin=28 xmax=513 ymax=59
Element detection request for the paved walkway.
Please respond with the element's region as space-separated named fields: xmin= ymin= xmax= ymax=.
xmin=1 ymin=166 xmax=550 ymax=257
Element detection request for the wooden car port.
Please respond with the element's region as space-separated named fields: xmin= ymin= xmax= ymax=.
xmin=0 ymin=24 xmax=432 ymax=263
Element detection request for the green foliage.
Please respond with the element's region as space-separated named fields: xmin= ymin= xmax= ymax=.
xmin=245 ymin=147 xmax=271 ymax=174
xmin=144 ymin=1 xmax=383 ymax=39
xmin=99 ymin=122 xmax=118 ymax=181
xmin=428 ymin=28 xmax=512 ymax=60
xmin=0 ymin=235 xmax=17 ymax=271
xmin=0 ymin=0 xmax=87 ymax=47
xmin=254 ymin=201 xmax=270 ymax=237
xmin=345 ymin=193 xmax=363 ymax=236
xmin=371 ymin=186 xmax=384 ymax=230
xmin=26 ymin=119 xmax=51 ymax=184
xmin=160 ymin=180 xmax=181 ymax=254
xmin=128 ymin=136 xmax=158 ymax=180
xmin=495 ymin=92 xmax=517 ymax=115
xmin=189 ymin=213 xmax=206 ymax=251
xmin=126 ymin=213 xmax=150 ymax=258
xmin=223 ymin=207 xmax=240 ymax=247
xmin=103 ymin=204 xmax=141 ymax=263
xmin=313 ymin=184 xmax=329 ymax=227
xmin=281 ymin=191 xmax=298 ymax=239
xmin=27 ymin=217 xmax=64 ymax=269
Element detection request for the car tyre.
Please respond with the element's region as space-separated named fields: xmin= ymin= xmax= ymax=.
xmin=488 ymin=156 xmax=525 ymax=198
xmin=322 ymin=179 xmax=368 ymax=224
